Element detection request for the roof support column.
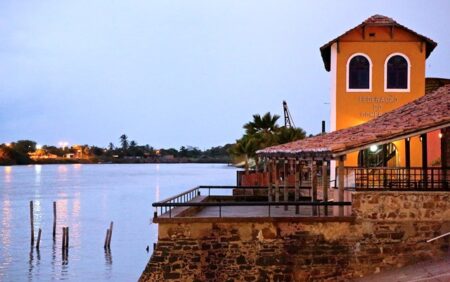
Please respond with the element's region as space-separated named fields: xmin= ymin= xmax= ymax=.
xmin=441 ymin=128 xmax=448 ymax=189
xmin=275 ymin=160 xmax=280 ymax=205
xmin=421 ymin=134 xmax=428 ymax=188
xmin=295 ymin=161 xmax=302 ymax=215
xmin=311 ymin=161 xmax=318 ymax=216
xmin=267 ymin=160 xmax=273 ymax=202
xmin=322 ymin=162 xmax=329 ymax=216
xmin=283 ymin=159 xmax=288 ymax=211
xmin=338 ymin=156 xmax=345 ymax=216
xmin=405 ymin=138 xmax=411 ymax=188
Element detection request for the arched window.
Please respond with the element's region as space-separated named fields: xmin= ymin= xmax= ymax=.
xmin=347 ymin=54 xmax=371 ymax=91
xmin=385 ymin=54 xmax=409 ymax=91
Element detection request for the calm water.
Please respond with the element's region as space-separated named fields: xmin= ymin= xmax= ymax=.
xmin=0 ymin=163 xmax=236 ymax=281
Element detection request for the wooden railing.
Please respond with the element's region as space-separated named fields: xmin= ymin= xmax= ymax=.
xmin=342 ymin=167 xmax=449 ymax=190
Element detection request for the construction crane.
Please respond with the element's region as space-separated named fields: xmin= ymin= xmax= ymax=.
xmin=282 ymin=100 xmax=295 ymax=128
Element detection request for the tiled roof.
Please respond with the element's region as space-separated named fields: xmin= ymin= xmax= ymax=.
xmin=426 ymin=77 xmax=450 ymax=94
xmin=320 ymin=15 xmax=437 ymax=71
xmin=257 ymin=85 xmax=450 ymax=159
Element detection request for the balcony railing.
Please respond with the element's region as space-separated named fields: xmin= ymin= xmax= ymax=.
xmin=342 ymin=167 xmax=449 ymax=190
xmin=152 ymin=186 xmax=352 ymax=219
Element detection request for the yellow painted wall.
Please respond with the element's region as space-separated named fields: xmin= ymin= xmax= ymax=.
xmin=334 ymin=26 xmax=427 ymax=167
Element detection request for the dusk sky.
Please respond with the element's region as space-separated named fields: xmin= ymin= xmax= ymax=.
xmin=1 ymin=1 xmax=449 ymax=149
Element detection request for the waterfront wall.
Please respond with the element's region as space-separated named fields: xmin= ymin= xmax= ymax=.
xmin=140 ymin=191 xmax=450 ymax=281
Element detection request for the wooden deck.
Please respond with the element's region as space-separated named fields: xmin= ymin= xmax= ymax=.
xmin=156 ymin=189 xmax=353 ymax=219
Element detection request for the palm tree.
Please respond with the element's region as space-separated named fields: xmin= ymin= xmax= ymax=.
xmin=229 ymin=136 xmax=258 ymax=174
xmin=244 ymin=112 xmax=280 ymax=135
xmin=120 ymin=134 xmax=129 ymax=151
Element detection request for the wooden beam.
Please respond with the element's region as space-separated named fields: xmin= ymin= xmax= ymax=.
xmin=338 ymin=156 xmax=345 ymax=216
xmin=332 ymin=122 xmax=450 ymax=158
xmin=441 ymin=128 xmax=448 ymax=189
xmin=295 ymin=160 xmax=300 ymax=214
xmin=421 ymin=134 xmax=428 ymax=188
xmin=322 ymin=162 xmax=329 ymax=216
xmin=405 ymin=138 xmax=411 ymax=168
xmin=311 ymin=161 xmax=318 ymax=216
xmin=283 ymin=159 xmax=288 ymax=211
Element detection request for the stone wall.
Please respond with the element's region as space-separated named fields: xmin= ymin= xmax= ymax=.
xmin=140 ymin=191 xmax=450 ymax=281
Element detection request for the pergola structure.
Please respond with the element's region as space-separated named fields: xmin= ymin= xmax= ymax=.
xmin=257 ymin=85 xmax=450 ymax=215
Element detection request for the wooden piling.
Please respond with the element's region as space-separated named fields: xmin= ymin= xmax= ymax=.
xmin=62 ymin=227 xmax=66 ymax=250
xmin=107 ymin=221 xmax=113 ymax=248
xmin=104 ymin=229 xmax=110 ymax=249
xmin=30 ymin=201 xmax=34 ymax=246
xmin=66 ymin=227 xmax=69 ymax=249
xmin=53 ymin=201 xmax=57 ymax=240
xmin=36 ymin=228 xmax=42 ymax=249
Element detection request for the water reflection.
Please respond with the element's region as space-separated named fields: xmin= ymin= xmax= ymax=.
xmin=3 ymin=166 xmax=12 ymax=183
xmin=0 ymin=164 xmax=236 ymax=281
xmin=34 ymin=165 xmax=42 ymax=185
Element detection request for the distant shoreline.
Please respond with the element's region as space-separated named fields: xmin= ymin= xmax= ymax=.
xmin=1 ymin=158 xmax=232 ymax=166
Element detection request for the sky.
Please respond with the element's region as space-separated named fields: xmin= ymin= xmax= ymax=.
xmin=0 ymin=1 xmax=449 ymax=149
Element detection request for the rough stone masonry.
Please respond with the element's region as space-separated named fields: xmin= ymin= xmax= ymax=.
xmin=140 ymin=191 xmax=450 ymax=281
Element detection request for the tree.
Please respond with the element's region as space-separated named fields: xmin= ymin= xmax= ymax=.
xmin=120 ymin=134 xmax=129 ymax=152
xmin=13 ymin=140 xmax=37 ymax=154
xmin=230 ymin=112 xmax=307 ymax=170
xmin=277 ymin=127 xmax=306 ymax=144
xmin=244 ymin=112 xmax=280 ymax=135
xmin=108 ymin=142 xmax=114 ymax=151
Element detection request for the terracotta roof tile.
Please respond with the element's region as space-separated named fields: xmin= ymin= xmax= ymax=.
xmin=257 ymin=85 xmax=450 ymax=159
xmin=320 ymin=15 xmax=437 ymax=71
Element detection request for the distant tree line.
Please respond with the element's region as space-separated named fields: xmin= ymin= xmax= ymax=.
xmin=0 ymin=135 xmax=233 ymax=166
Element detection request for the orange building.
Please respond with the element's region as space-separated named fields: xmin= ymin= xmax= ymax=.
xmin=320 ymin=15 xmax=446 ymax=174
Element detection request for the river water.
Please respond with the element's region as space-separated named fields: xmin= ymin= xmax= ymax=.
xmin=0 ymin=163 xmax=236 ymax=281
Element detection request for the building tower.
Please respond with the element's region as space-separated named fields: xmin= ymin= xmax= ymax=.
xmin=320 ymin=15 xmax=437 ymax=171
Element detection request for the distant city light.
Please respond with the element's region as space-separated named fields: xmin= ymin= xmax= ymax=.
xmin=369 ymin=145 xmax=378 ymax=152
xmin=59 ymin=141 xmax=69 ymax=149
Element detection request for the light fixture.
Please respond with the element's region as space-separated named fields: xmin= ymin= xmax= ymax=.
xmin=439 ymin=133 xmax=443 ymax=139
xmin=369 ymin=145 xmax=378 ymax=152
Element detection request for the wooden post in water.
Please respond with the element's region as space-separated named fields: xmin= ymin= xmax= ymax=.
xmin=322 ymin=162 xmax=328 ymax=216
xmin=30 ymin=201 xmax=34 ymax=246
xmin=66 ymin=227 xmax=69 ymax=249
xmin=107 ymin=221 xmax=113 ymax=249
xmin=311 ymin=161 xmax=318 ymax=216
xmin=62 ymin=227 xmax=66 ymax=251
xmin=104 ymin=229 xmax=110 ymax=249
xmin=53 ymin=201 xmax=57 ymax=240
xmin=36 ymin=228 xmax=42 ymax=249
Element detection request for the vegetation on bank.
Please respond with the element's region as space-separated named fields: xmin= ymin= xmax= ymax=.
xmin=0 ymin=137 xmax=232 ymax=166
xmin=229 ymin=112 xmax=306 ymax=172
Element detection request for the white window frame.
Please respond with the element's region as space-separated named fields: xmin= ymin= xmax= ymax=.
xmin=346 ymin=53 xmax=372 ymax=92
xmin=384 ymin=53 xmax=411 ymax=92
